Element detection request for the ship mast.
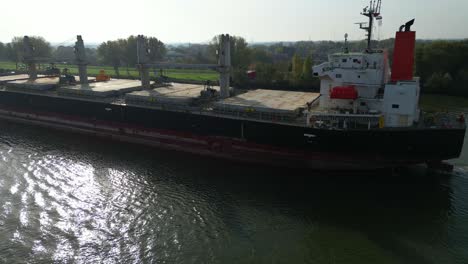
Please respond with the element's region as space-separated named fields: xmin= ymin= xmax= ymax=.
xmin=358 ymin=0 xmax=382 ymax=51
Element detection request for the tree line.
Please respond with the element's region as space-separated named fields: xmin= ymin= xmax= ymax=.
xmin=97 ymin=36 xmax=166 ymax=76
xmin=0 ymin=36 xmax=166 ymax=77
xmin=415 ymin=40 xmax=468 ymax=96
xmin=165 ymin=37 xmax=468 ymax=96
xmin=0 ymin=36 xmax=53 ymax=66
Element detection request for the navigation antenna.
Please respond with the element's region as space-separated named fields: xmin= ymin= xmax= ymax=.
xmin=357 ymin=0 xmax=382 ymax=51
xmin=344 ymin=33 xmax=349 ymax=54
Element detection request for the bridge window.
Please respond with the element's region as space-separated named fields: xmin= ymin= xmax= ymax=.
xmin=336 ymin=74 xmax=342 ymax=78
xmin=392 ymin=104 xmax=400 ymax=109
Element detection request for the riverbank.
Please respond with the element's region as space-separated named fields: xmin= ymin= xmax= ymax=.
xmin=0 ymin=61 xmax=218 ymax=82
xmin=420 ymin=94 xmax=468 ymax=112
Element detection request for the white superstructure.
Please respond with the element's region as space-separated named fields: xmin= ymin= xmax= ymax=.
xmin=308 ymin=1 xmax=420 ymax=129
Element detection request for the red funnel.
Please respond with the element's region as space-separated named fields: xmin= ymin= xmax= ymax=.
xmin=391 ymin=31 xmax=416 ymax=82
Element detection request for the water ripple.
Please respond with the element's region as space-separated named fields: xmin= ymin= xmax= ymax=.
xmin=0 ymin=121 xmax=467 ymax=263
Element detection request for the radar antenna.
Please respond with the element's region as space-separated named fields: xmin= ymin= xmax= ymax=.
xmin=358 ymin=0 xmax=382 ymax=51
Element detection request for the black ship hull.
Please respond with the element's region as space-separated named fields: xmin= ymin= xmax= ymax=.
xmin=0 ymin=90 xmax=465 ymax=170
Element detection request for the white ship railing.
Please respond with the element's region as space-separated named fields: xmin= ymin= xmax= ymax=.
xmin=308 ymin=113 xmax=382 ymax=130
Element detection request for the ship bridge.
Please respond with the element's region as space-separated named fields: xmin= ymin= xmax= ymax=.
xmin=308 ymin=1 xmax=427 ymax=130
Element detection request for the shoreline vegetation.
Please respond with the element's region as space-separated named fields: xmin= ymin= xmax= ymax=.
xmin=420 ymin=94 xmax=468 ymax=112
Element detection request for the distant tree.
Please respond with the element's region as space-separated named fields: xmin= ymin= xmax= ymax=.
xmin=302 ymin=55 xmax=313 ymax=81
xmin=8 ymin=36 xmax=52 ymax=63
xmin=232 ymin=37 xmax=251 ymax=68
xmin=118 ymin=37 xmax=133 ymax=75
xmin=209 ymin=35 xmax=252 ymax=86
xmin=96 ymin=36 xmax=166 ymax=76
xmin=255 ymin=63 xmax=283 ymax=84
xmin=291 ymin=54 xmax=303 ymax=82
xmin=51 ymin=45 xmax=97 ymax=65
xmin=97 ymin=40 xmax=123 ymax=76
xmin=194 ymin=50 xmax=206 ymax=64
xmin=250 ymin=47 xmax=272 ymax=64
xmin=425 ymin=72 xmax=452 ymax=93
xmin=147 ymin=37 xmax=166 ymax=62
xmin=415 ymin=40 xmax=468 ymax=96
xmin=4 ymin=43 xmax=16 ymax=64
xmin=209 ymin=35 xmax=251 ymax=68
xmin=454 ymin=68 xmax=468 ymax=95
xmin=117 ymin=35 xmax=166 ymax=75
xmin=53 ymin=46 xmax=75 ymax=63
xmin=7 ymin=39 xmax=22 ymax=64
xmin=0 ymin=42 xmax=4 ymax=60
xmin=85 ymin=48 xmax=98 ymax=65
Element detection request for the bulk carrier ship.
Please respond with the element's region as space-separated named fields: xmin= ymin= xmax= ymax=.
xmin=0 ymin=1 xmax=465 ymax=170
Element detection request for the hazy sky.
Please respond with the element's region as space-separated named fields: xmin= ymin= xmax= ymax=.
xmin=0 ymin=0 xmax=467 ymax=44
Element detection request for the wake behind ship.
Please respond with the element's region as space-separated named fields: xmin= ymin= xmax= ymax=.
xmin=0 ymin=1 xmax=465 ymax=170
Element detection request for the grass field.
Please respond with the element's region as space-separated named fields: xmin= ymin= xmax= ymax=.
xmin=0 ymin=61 xmax=218 ymax=81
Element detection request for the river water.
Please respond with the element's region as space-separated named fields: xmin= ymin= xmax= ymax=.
xmin=0 ymin=120 xmax=467 ymax=264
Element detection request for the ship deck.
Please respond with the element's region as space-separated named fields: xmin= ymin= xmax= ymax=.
xmin=0 ymin=79 xmax=317 ymax=127
xmin=7 ymin=77 xmax=60 ymax=90
xmin=58 ymin=79 xmax=143 ymax=97
xmin=4 ymin=76 xmax=96 ymax=91
xmin=126 ymin=83 xmax=218 ymax=105
xmin=213 ymin=89 xmax=320 ymax=114
xmin=0 ymin=74 xmax=31 ymax=84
